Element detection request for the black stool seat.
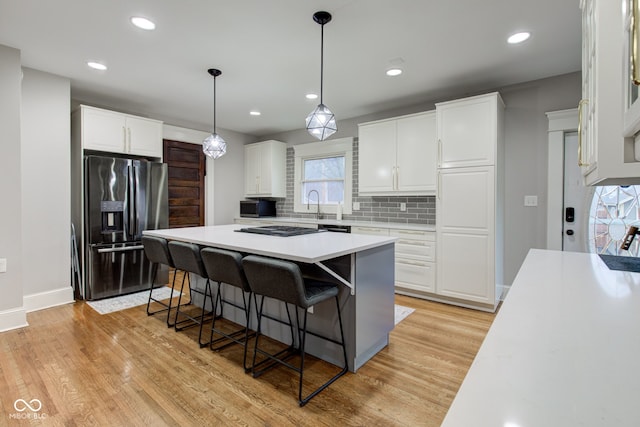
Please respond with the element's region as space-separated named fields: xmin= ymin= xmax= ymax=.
xmin=241 ymin=255 xmax=348 ymax=407
xmin=142 ymin=236 xmax=180 ymax=324
xmin=168 ymin=241 xmax=215 ymax=344
xmin=201 ymin=247 xmax=254 ymax=370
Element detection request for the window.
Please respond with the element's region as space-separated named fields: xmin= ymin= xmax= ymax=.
xmin=293 ymin=138 xmax=353 ymax=215
xmin=588 ymin=185 xmax=640 ymax=255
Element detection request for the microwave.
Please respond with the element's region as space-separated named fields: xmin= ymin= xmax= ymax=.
xmin=240 ymin=199 xmax=277 ymax=218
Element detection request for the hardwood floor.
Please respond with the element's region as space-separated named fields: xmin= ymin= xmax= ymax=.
xmin=0 ymin=293 xmax=495 ymax=426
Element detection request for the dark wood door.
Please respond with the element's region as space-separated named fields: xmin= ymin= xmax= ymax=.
xmin=163 ymin=139 xmax=206 ymax=228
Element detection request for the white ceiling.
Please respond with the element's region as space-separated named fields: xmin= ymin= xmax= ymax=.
xmin=0 ymin=0 xmax=581 ymax=138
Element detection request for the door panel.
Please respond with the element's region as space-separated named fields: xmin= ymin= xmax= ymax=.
xmin=163 ymin=140 xmax=206 ymax=228
xmin=563 ymin=132 xmax=588 ymax=252
xmin=438 ymin=167 xmax=494 ymax=231
xmin=437 ymin=231 xmax=493 ymax=303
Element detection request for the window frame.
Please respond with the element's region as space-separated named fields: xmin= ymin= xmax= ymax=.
xmin=293 ymin=137 xmax=353 ymax=215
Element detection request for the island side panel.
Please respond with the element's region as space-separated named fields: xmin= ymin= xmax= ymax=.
xmin=353 ymin=242 xmax=395 ymax=371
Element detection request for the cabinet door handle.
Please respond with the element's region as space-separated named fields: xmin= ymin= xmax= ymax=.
xmin=633 ymin=1 xmax=640 ymax=85
xmin=122 ymin=126 xmax=127 ymax=152
xmin=397 ymin=230 xmax=427 ymax=236
xmin=577 ymin=99 xmax=589 ymax=167
xmin=397 ymin=239 xmax=427 ymax=246
xmin=127 ymin=127 xmax=132 ymax=153
xmin=397 ymin=259 xmax=427 ymax=267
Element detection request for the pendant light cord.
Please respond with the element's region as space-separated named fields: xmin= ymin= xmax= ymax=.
xmin=320 ymin=22 xmax=324 ymax=105
xmin=213 ymin=75 xmax=217 ymax=133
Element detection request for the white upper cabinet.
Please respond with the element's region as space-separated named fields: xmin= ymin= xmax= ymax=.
xmin=244 ymin=140 xmax=286 ymax=198
xmin=358 ymin=111 xmax=436 ymax=195
xmin=579 ymin=0 xmax=640 ymax=185
xmin=436 ymin=93 xmax=502 ymax=169
xmin=78 ymin=105 xmax=163 ymax=158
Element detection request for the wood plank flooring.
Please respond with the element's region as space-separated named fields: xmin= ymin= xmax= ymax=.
xmin=0 ymin=293 xmax=495 ymax=426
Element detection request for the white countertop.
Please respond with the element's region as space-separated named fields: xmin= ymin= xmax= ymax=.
xmin=235 ymin=216 xmax=436 ymax=232
xmin=143 ymin=224 xmax=396 ymax=263
xmin=442 ymin=249 xmax=640 ymax=427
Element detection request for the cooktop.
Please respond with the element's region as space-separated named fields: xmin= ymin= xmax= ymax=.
xmin=235 ymin=225 xmax=325 ymax=237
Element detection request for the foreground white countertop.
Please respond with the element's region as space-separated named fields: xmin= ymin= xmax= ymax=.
xmin=442 ymin=249 xmax=640 ymax=426
xmin=144 ymin=224 xmax=396 ymax=263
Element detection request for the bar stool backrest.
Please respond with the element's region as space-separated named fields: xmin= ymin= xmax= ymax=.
xmin=242 ymin=255 xmax=313 ymax=308
xmin=200 ymin=248 xmax=251 ymax=292
xmin=168 ymin=241 xmax=206 ymax=276
xmin=142 ymin=236 xmax=174 ymax=268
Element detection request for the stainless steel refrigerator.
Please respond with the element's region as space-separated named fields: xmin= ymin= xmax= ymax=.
xmin=84 ymin=155 xmax=168 ymax=300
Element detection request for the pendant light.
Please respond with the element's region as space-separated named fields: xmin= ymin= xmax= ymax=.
xmin=305 ymin=11 xmax=337 ymax=141
xmin=202 ymin=68 xmax=227 ymax=159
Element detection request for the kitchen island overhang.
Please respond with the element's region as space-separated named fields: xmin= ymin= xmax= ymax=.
xmin=143 ymin=224 xmax=397 ymax=372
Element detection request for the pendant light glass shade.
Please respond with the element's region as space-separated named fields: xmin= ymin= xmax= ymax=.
xmin=203 ymin=68 xmax=226 ymax=159
xmin=305 ymin=103 xmax=337 ymax=140
xmin=306 ymin=11 xmax=336 ymax=141
xmin=203 ymin=133 xmax=227 ymax=159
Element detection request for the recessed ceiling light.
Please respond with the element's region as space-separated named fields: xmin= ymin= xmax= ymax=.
xmin=306 ymin=93 xmax=318 ymax=100
xmin=87 ymin=61 xmax=107 ymax=71
xmin=249 ymin=111 xmax=261 ymax=116
xmin=507 ymin=32 xmax=530 ymax=44
xmin=131 ymin=16 xmax=156 ymax=30
xmin=386 ymin=68 xmax=403 ymax=77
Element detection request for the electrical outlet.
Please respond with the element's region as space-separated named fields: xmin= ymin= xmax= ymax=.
xmin=353 ymin=202 xmax=360 ymax=211
xmin=0 ymin=258 xmax=6 ymax=273
xmin=400 ymin=202 xmax=407 ymax=212
xmin=524 ymin=195 xmax=538 ymax=207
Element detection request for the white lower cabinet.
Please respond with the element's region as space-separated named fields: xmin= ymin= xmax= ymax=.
xmin=392 ymin=229 xmax=435 ymax=294
xmin=352 ymin=226 xmax=436 ymax=295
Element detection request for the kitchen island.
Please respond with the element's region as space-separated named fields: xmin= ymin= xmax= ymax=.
xmin=442 ymin=249 xmax=640 ymax=426
xmin=143 ymin=224 xmax=397 ymax=372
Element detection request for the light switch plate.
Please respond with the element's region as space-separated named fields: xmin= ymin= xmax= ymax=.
xmin=0 ymin=258 xmax=6 ymax=273
xmin=524 ymin=195 xmax=538 ymax=207
xmin=353 ymin=202 xmax=360 ymax=211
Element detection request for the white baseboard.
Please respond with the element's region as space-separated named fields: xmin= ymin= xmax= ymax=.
xmin=0 ymin=307 xmax=28 ymax=332
xmin=499 ymin=284 xmax=511 ymax=301
xmin=23 ymin=286 xmax=75 ymax=313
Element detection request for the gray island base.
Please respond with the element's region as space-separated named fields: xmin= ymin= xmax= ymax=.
xmin=144 ymin=224 xmax=396 ymax=372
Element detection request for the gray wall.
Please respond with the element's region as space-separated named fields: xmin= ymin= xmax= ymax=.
xmin=0 ymin=45 xmax=26 ymax=329
xmin=264 ymin=72 xmax=582 ymax=286
xmin=21 ymin=68 xmax=73 ymax=306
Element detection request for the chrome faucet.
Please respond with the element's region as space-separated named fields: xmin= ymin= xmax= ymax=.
xmin=307 ymin=189 xmax=321 ymax=220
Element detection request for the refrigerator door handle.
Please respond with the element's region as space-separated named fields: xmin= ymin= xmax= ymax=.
xmin=128 ymin=165 xmax=136 ymax=237
xmin=97 ymin=245 xmax=144 ymax=254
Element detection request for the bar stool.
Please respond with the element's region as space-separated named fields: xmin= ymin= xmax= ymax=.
xmin=200 ymin=247 xmax=254 ymax=370
xmin=167 ymin=241 xmax=215 ymax=345
xmin=141 ymin=236 xmax=179 ymax=324
xmin=241 ymin=255 xmax=348 ymax=407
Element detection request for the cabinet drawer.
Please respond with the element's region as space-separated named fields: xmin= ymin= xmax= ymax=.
xmin=395 ymin=239 xmax=435 ymax=261
xmin=390 ymin=228 xmax=434 ymax=241
xmin=391 ymin=229 xmax=435 ymax=260
xmin=351 ymin=226 xmax=390 ymax=236
xmin=395 ymin=258 xmax=435 ymax=293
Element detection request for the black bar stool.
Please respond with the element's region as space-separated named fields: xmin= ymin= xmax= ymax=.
xmin=200 ymin=248 xmax=255 ymax=370
xmin=141 ymin=235 xmax=180 ymax=325
xmin=241 ymin=255 xmax=348 ymax=407
xmin=167 ymin=241 xmax=215 ymax=344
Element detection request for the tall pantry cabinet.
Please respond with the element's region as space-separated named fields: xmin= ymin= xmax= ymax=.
xmin=435 ymin=92 xmax=504 ymax=312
